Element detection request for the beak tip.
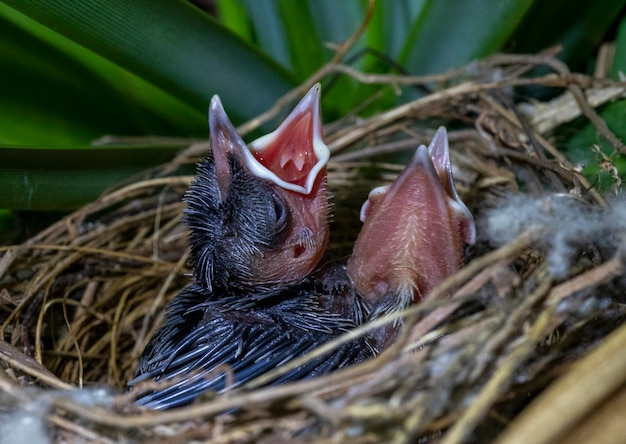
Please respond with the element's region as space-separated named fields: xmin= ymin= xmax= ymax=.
xmin=209 ymin=95 xmax=224 ymax=118
xmin=406 ymin=145 xmax=438 ymax=179
xmin=434 ymin=125 xmax=447 ymax=139
xmin=413 ymin=144 xmax=431 ymax=162
xmin=208 ymin=94 xmax=239 ymax=143
xmin=428 ymin=127 xmax=450 ymax=158
xmin=294 ymin=83 xmax=322 ymax=120
xmin=304 ymin=82 xmax=321 ymax=102
xmin=209 ymin=96 xmax=225 ymax=131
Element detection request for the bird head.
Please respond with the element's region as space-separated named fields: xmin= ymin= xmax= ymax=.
xmin=346 ymin=127 xmax=475 ymax=308
xmin=185 ymin=84 xmax=330 ymax=292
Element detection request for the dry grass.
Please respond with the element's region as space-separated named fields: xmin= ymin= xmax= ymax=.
xmin=1 ymin=51 xmax=626 ymax=443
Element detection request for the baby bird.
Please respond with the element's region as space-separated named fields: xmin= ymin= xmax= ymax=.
xmin=130 ymin=85 xmax=374 ymax=409
xmin=188 ymin=84 xmax=330 ymax=293
xmin=347 ymin=127 xmax=476 ymax=349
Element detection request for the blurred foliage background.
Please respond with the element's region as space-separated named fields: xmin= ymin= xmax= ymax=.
xmin=1 ymin=0 xmax=625 ymax=242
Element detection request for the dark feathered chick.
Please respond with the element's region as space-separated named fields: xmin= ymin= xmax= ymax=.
xmin=131 ymin=273 xmax=372 ymax=409
xmin=347 ymin=127 xmax=475 ymax=349
xmin=187 ymin=84 xmax=330 ymax=293
xmin=130 ymin=85 xmax=374 ymax=410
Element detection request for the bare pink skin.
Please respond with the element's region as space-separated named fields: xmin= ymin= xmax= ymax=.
xmin=271 ymin=172 xmax=328 ymax=273
xmin=210 ymin=84 xmax=330 ymax=284
xmin=248 ymin=85 xmax=329 ymax=281
xmin=347 ymin=127 xmax=475 ymax=307
xmin=252 ymin=109 xmax=319 ymax=189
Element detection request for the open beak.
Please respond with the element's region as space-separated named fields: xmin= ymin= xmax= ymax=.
xmin=209 ymin=84 xmax=330 ymax=283
xmin=347 ymin=127 xmax=475 ymax=307
xmin=248 ymin=83 xmax=329 ymax=195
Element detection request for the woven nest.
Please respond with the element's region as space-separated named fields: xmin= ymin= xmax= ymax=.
xmin=1 ymin=52 xmax=626 ymax=444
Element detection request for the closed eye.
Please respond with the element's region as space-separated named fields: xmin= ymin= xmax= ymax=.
xmin=269 ymin=191 xmax=291 ymax=248
xmin=272 ymin=191 xmax=289 ymax=231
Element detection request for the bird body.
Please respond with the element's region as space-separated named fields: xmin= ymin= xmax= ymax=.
xmin=131 ymin=86 xmax=475 ymax=408
xmin=187 ymin=86 xmax=330 ymax=293
xmin=130 ymin=85 xmax=375 ymax=409
xmin=347 ymin=127 xmax=475 ymax=349
xmin=132 ymin=267 xmax=373 ymax=409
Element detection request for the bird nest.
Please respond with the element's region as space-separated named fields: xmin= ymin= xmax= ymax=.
xmin=1 ymin=52 xmax=626 ymax=443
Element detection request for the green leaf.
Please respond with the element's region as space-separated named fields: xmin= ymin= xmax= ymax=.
xmin=0 ymin=145 xmax=189 ymax=210
xmin=400 ymin=0 xmax=537 ymax=74
xmin=611 ymin=14 xmax=626 ymax=79
xmin=369 ymin=0 xmax=427 ymax=61
xmin=2 ymin=0 xmax=297 ymax=125
xmin=0 ymin=4 xmax=206 ymax=145
xmin=216 ymin=0 xmax=253 ymax=42
xmin=242 ymin=0 xmax=291 ymax=68
xmin=510 ymin=0 xmax=626 ymax=72
xmin=276 ymin=0 xmax=325 ymax=79
xmin=306 ymin=0 xmax=367 ymax=61
xmin=565 ymin=100 xmax=626 ymax=191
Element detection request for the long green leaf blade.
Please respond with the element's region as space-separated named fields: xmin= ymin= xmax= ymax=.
xmin=369 ymin=0 xmax=427 ymax=61
xmin=216 ymin=0 xmax=253 ymax=42
xmin=511 ymin=0 xmax=626 ymax=71
xmin=276 ymin=1 xmax=325 ymax=79
xmin=613 ymin=15 xmax=626 ymax=79
xmin=400 ymin=0 xmax=537 ymax=74
xmin=242 ymin=0 xmax=291 ymax=68
xmin=0 ymin=4 xmax=206 ymax=145
xmin=0 ymin=145 xmax=188 ymax=210
xmin=2 ymin=0 xmax=297 ymax=124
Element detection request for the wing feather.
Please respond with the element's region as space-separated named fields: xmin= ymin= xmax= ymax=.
xmin=131 ymin=281 xmax=374 ymax=410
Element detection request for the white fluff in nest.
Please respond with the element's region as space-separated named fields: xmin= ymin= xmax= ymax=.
xmin=483 ymin=194 xmax=626 ymax=278
xmin=0 ymin=408 xmax=47 ymax=444
xmin=0 ymin=388 xmax=114 ymax=444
